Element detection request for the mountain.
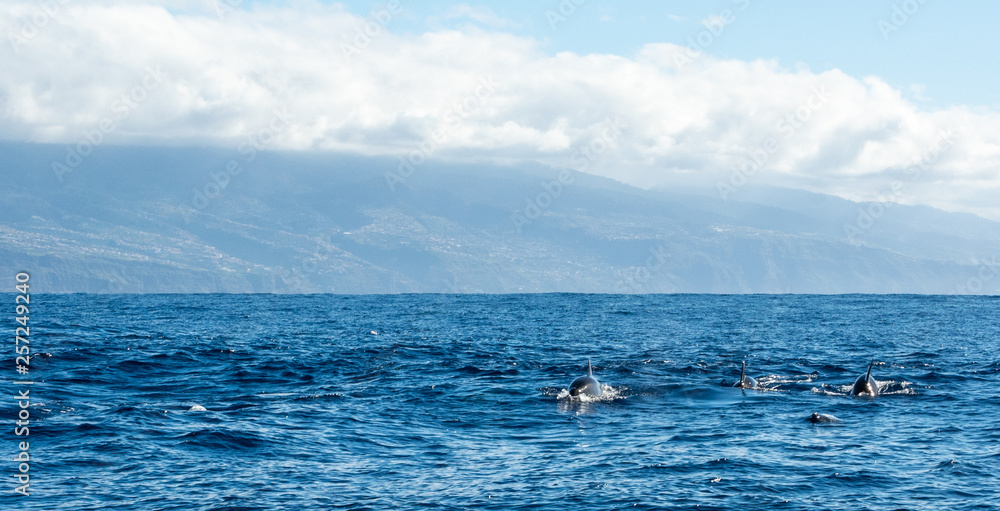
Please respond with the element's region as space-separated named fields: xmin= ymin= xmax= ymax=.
xmin=2 ymin=142 xmax=999 ymax=294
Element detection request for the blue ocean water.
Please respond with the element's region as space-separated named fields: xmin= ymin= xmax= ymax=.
xmin=6 ymin=294 xmax=1000 ymax=510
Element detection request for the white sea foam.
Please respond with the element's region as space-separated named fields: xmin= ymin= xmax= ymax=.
xmin=556 ymin=384 xmax=626 ymax=403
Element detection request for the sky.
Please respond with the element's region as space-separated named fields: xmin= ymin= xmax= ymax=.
xmin=4 ymin=0 xmax=1000 ymax=220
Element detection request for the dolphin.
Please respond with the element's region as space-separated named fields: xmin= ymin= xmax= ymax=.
xmin=852 ymin=359 xmax=879 ymax=397
xmin=569 ymin=360 xmax=602 ymax=397
xmin=807 ymin=412 xmax=840 ymax=423
xmin=733 ymin=360 xmax=758 ymax=389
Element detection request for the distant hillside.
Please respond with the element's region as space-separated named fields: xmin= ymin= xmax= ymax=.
xmin=2 ymin=142 xmax=999 ymax=294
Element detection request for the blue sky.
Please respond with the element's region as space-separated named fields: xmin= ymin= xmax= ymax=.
xmin=4 ymin=0 xmax=1000 ymax=220
xmin=324 ymin=0 xmax=998 ymax=110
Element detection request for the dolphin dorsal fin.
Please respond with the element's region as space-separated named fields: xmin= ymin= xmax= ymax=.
xmin=866 ymin=358 xmax=874 ymax=380
xmin=587 ymin=359 xmax=593 ymax=377
xmin=740 ymin=360 xmax=746 ymax=385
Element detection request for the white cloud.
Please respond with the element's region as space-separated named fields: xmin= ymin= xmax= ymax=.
xmin=700 ymin=14 xmax=728 ymax=29
xmin=909 ymin=83 xmax=930 ymax=102
xmin=3 ymin=0 xmax=1000 ymax=220
xmin=429 ymin=3 xmax=515 ymax=29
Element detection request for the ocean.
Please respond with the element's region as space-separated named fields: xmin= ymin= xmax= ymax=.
xmin=6 ymin=294 xmax=1000 ymax=510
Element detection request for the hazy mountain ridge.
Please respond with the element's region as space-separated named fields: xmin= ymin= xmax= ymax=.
xmin=2 ymin=142 xmax=999 ymax=294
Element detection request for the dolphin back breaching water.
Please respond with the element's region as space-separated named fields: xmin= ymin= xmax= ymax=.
xmin=733 ymin=360 xmax=758 ymax=389
xmin=807 ymin=412 xmax=840 ymax=423
xmin=569 ymin=359 xmax=602 ymax=397
xmin=852 ymin=359 xmax=879 ymax=397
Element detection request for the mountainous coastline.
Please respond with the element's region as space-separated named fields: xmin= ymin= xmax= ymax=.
xmin=3 ymin=142 xmax=999 ymax=294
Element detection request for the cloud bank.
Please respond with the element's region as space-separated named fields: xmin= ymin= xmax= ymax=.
xmin=3 ymin=0 xmax=1000 ymax=219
